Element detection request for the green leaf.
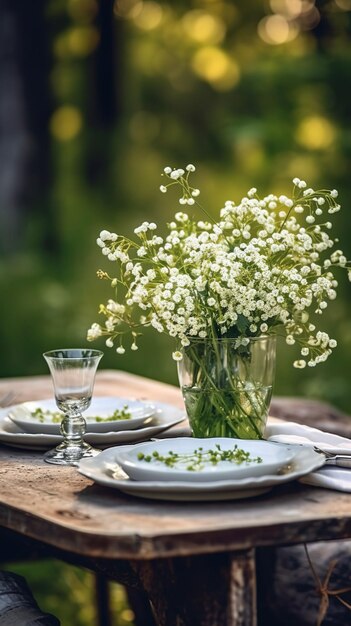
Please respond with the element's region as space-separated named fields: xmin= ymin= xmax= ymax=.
xmin=236 ymin=314 xmax=249 ymax=335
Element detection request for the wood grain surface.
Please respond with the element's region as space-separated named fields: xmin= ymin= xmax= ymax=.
xmin=0 ymin=371 xmax=350 ymax=561
xmin=1 ymin=370 xmax=351 ymax=626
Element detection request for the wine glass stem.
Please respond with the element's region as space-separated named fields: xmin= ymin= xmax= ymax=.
xmin=61 ymin=413 xmax=86 ymax=446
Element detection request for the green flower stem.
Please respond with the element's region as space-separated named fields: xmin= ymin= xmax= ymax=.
xmin=183 ymin=340 xmax=269 ymax=439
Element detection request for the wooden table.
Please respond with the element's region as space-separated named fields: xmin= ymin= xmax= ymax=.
xmin=0 ymin=370 xmax=351 ymax=626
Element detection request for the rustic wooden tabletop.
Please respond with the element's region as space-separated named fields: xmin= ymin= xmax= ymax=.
xmin=0 ymin=370 xmax=350 ymax=626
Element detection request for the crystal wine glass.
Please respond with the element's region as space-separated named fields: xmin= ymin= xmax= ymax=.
xmin=43 ymin=348 xmax=103 ymax=465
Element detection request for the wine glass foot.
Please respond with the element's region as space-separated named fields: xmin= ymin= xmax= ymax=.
xmin=44 ymin=442 xmax=101 ymax=466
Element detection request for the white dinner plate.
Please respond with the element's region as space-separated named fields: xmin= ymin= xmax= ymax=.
xmin=8 ymin=397 xmax=156 ymax=434
xmin=114 ymin=438 xmax=295 ymax=483
xmin=77 ymin=444 xmax=325 ymax=501
xmin=0 ymin=401 xmax=185 ymax=450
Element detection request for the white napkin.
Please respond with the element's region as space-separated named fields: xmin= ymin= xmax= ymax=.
xmin=299 ymin=467 xmax=351 ymax=492
xmin=266 ymin=418 xmax=351 ymax=492
xmin=266 ymin=419 xmax=351 ymax=454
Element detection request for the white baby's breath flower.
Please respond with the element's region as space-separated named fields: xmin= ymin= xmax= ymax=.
xmin=87 ymin=323 xmax=102 ymax=340
xmin=170 ymin=170 xmax=180 ymax=180
xmin=100 ymin=230 xmax=110 ymax=241
xmin=175 ymin=212 xmax=189 ymax=222
xmin=89 ymin=167 xmax=347 ymax=369
xmin=172 ymin=350 xmax=183 ymax=361
xmin=293 ymin=359 xmax=306 ymax=368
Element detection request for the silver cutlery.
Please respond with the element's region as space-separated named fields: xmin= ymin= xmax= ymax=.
xmin=314 ymin=446 xmax=351 ymax=468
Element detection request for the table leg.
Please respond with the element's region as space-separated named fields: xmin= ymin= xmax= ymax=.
xmin=133 ymin=548 xmax=257 ymax=626
xmin=94 ymin=574 xmax=112 ymax=626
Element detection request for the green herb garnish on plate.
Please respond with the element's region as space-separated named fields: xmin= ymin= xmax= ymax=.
xmin=30 ymin=408 xmax=62 ymax=423
xmin=94 ymin=406 xmax=132 ymax=421
xmin=137 ymin=444 xmax=263 ymax=472
xmin=30 ymin=405 xmax=132 ymax=423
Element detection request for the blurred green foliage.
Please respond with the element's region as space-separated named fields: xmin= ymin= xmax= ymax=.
xmin=7 ymin=560 xmax=134 ymax=626
xmin=1 ymin=0 xmax=351 ymax=623
xmin=2 ymin=0 xmax=351 ymax=408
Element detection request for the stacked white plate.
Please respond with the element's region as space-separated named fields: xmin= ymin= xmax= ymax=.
xmin=77 ymin=436 xmax=325 ymax=502
xmin=0 ymin=397 xmax=186 ymax=451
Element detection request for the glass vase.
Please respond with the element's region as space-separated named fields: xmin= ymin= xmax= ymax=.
xmin=177 ymin=336 xmax=276 ymax=439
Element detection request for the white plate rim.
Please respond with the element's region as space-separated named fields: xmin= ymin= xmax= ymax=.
xmin=0 ymin=401 xmax=185 ymax=449
xmin=77 ymin=443 xmax=325 ymax=500
xmin=7 ymin=397 xmax=157 ymax=434
xmin=114 ymin=437 xmax=296 ymax=483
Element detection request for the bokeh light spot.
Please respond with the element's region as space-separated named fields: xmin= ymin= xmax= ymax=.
xmin=120 ymin=608 xmax=135 ymax=622
xmin=192 ymin=47 xmax=240 ymax=90
xmin=182 ymin=10 xmax=226 ymax=44
xmin=299 ymin=6 xmax=320 ymax=29
xmin=269 ymin=0 xmax=316 ymax=17
xmin=50 ymin=106 xmax=83 ymax=141
xmin=114 ymin=0 xmax=143 ymax=19
xmin=335 ymin=0 xmax=351 ymax=9
xmin=67 ymin=26 xmax=100 ymax=56
xmin=53 ymin=27 xmax=99 ymax=58
xmin=296 ymin=116 xmax=336 ymax=149
xmin=258 ymin=15 xmax=299 ymax=45
xmin=132 ymin=2 xmax=163 ymax=30
xmin=270 ymin=0 xmax=303 ymax=18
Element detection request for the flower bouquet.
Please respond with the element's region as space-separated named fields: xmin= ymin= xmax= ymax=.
xmin=88 ymin=165 xmax=349 ymax=439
